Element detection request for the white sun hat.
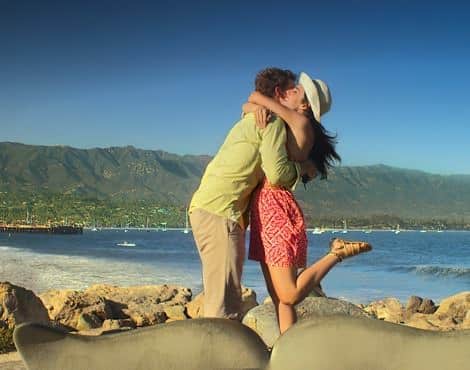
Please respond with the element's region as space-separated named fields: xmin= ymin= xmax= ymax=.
xmin=298 ymin=72 xmax=332 ymax=123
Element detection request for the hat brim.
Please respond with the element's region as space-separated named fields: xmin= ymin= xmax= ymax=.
xmin=298 ymin=72 xmax=321 ymax=123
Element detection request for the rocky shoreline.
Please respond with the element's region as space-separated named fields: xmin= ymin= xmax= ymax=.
xmin=1 ymin=281 xmax=469 ymax=355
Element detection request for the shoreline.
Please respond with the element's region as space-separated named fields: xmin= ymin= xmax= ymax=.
xmin=81 ymin=227 xmax=469 ymax=232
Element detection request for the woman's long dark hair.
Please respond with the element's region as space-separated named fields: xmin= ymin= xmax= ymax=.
xmin=305 ymin=108 xmax=341 ymax=180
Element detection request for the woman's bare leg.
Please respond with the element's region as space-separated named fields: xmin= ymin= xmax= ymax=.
xmin=265 ymin=254 xmax=340 ymax=332
xmin=260 ymin=262 xmax=280 ymax=322
xmin=260 ymin=262 xmax=296 ymax=333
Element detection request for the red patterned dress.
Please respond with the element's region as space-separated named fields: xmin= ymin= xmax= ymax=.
xmin=248 ymin=178 xmax=307 ymax=268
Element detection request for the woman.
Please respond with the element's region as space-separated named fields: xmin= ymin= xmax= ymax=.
xmin=243 ymin=72 xmax=372 ymax=333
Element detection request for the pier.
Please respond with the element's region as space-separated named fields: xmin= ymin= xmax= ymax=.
xmin=0 ymin=224 xmax=83 ymax=234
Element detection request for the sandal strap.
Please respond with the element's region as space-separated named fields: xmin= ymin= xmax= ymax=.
xmin=327 ymin=251 xmax=343 ymax=262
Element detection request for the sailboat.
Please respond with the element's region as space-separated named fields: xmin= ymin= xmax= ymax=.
xmin=394 ymin=224 xmax=401 ymax=234
xmin=182 ymin=208 xmax=190 ymax=234
xmin=312 ymin=227 xmax=323 ymax=234
xmin=341 ymin=220 xmax=348 ymax=234
xmin=116 ymin=241 xmax=136 ymax=247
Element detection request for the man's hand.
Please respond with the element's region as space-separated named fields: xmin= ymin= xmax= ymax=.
xmin=255 ymin=106 xmax=272 ymax=129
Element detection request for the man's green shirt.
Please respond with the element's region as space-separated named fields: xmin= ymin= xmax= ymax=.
xmin=190 ymin=113 xmax=300 ymax=228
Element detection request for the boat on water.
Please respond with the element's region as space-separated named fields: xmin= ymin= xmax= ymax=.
xmin=311 ymin=227 xmax=324 ymax=235
xmin=182 ymin=207 xmax=190 ymax=234
xmin=116 ymin=241 xmax=136 ymax=247
xmin=341 ymin=220 xmax=348 ymax=234
xmin=394 ymin=224 xmax=401 ymax=234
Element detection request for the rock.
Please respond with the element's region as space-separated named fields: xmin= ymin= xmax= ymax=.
xmin=102 ymin=319 xmax=135 ymax=331
xmin=39 ymin=289 xmax=77 ymax=320
xmin=404 ymin=296 xmax=437 ymax=320
xmin=462 ymin=310 xmax=470 ymax=329
xmin=420 ymin=298 xmax=437 ymax=314
xmin=39 ymin=284 xmax=191 ymax=329
xmin=242 ymin=297 xmax=370 ymax=347
xmin=363 ymin=298 xmax=404 ymax=323
xmin=85 ymin=284 xmax=192 ymax=308
xmin=186 ymin=287 xmax=258 ymax=319
xmin=405 ymin=296 xmax=422 ymax=317
xmin=434 ymin=291 xmax=470 ymax=325
xmin=404 ymin=292 xmax=470 ymax=331
xmin=163 ymin=305 xmax=187 ymax=320
xmin=127 ymin=310 xmax=167 ymax=327
xmin=404 ymin=313 xmax=440 ymax=331
xmin=85 ymin=284 xmax=190 ymax=326
xmin=0 ymin=326 xmax=15 ymax=354
xmin=241 ymin=287 xmax=258 ymax=317
xmin=428 ymin=315 xmax=458 ymax=331
xmin=0 ymin=282 xmax=50 ymax=353
xmin=0 ymin=282 xmax=50 ymax=327
xmin=76 ymin=313 xmax=103 ymax=331
xmin=39 ymin=291 xmax=113 ymax=331
xmin=186 ymin=292 xmax=203 ymax=318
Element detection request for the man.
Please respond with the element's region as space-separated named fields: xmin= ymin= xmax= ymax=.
xmin=189 ymin=68 xmax=312 ymax=319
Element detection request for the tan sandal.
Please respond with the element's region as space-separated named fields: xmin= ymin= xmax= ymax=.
xmin=328 ymin=238 xmax=372 ymax=262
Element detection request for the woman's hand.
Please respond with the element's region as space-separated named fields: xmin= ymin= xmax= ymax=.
xmin=248 ymin=91 xmax=264 ymax=104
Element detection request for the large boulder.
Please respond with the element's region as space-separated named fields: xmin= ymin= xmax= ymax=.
xmin=39 ymin=290 xmax=113 ymax=331
xmin=363 ymin=297 xmax=404 ymax=323
xmin=39 ymin=284 xmax=192 ymax=331
xmin=242 ymin=297 xmax=370 ymax=347
xmin=0 ymin=282 xmax=49 ymax=327
xmin=186 ymin=287 xmax=258 ymax=319
xmin=404 ymin=292 xmax=470 ymax=331
xmin=433 ymin=291 xmax=470 ymax=325
xmin=0 ymin=282 xmax=49 ymax=353
xmin=404 ymin=296 xmax=437 ymax=320
xmin=404 ymin=313 xmax=441 ymax=331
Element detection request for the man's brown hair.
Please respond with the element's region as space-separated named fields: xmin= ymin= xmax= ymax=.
xmin=255 ymin=67 xmax=297 ymax=97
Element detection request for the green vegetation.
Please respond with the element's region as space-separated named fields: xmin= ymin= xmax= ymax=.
xmin=0 ymin=326 xmax=14 ymax=354
xmin=0 ymin=191 xmax=185 ymax=228
xmin=1 ymin=191 xmax=468 ymax=230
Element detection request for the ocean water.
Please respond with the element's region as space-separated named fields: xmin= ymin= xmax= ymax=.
xmin=1 ymin=229 xmax=469 ymax=304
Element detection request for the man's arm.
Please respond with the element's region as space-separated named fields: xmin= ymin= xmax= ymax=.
xmin=259 ymin=117 xmax=300 ymax=189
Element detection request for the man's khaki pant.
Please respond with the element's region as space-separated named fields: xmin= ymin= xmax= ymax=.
xmin=190 ymin=208 xmax=245 ymax=319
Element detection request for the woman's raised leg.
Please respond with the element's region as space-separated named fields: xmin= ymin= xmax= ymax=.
xmin=265 ymin=254 xmax=340 ymax=333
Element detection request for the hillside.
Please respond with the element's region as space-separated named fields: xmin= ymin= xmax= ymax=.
xmin=1 ymin=142 xmax=469 ymax=221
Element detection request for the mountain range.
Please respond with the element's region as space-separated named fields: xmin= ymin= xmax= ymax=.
xmin=1 ymin=142 xmax=469 ymax=221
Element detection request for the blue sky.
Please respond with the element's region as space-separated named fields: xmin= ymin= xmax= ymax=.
xmin=1 ymin=0 xmax=469 ymax=174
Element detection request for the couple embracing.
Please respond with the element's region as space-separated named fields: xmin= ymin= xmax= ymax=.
xmin=189 ymin=67 xmax=372 ymax=333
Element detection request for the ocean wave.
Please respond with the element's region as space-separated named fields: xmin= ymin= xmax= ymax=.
xmin=392 ymin=265 xmax=470 ymax=278
xmin=0 ymin=247 xmax=201 ymax=294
